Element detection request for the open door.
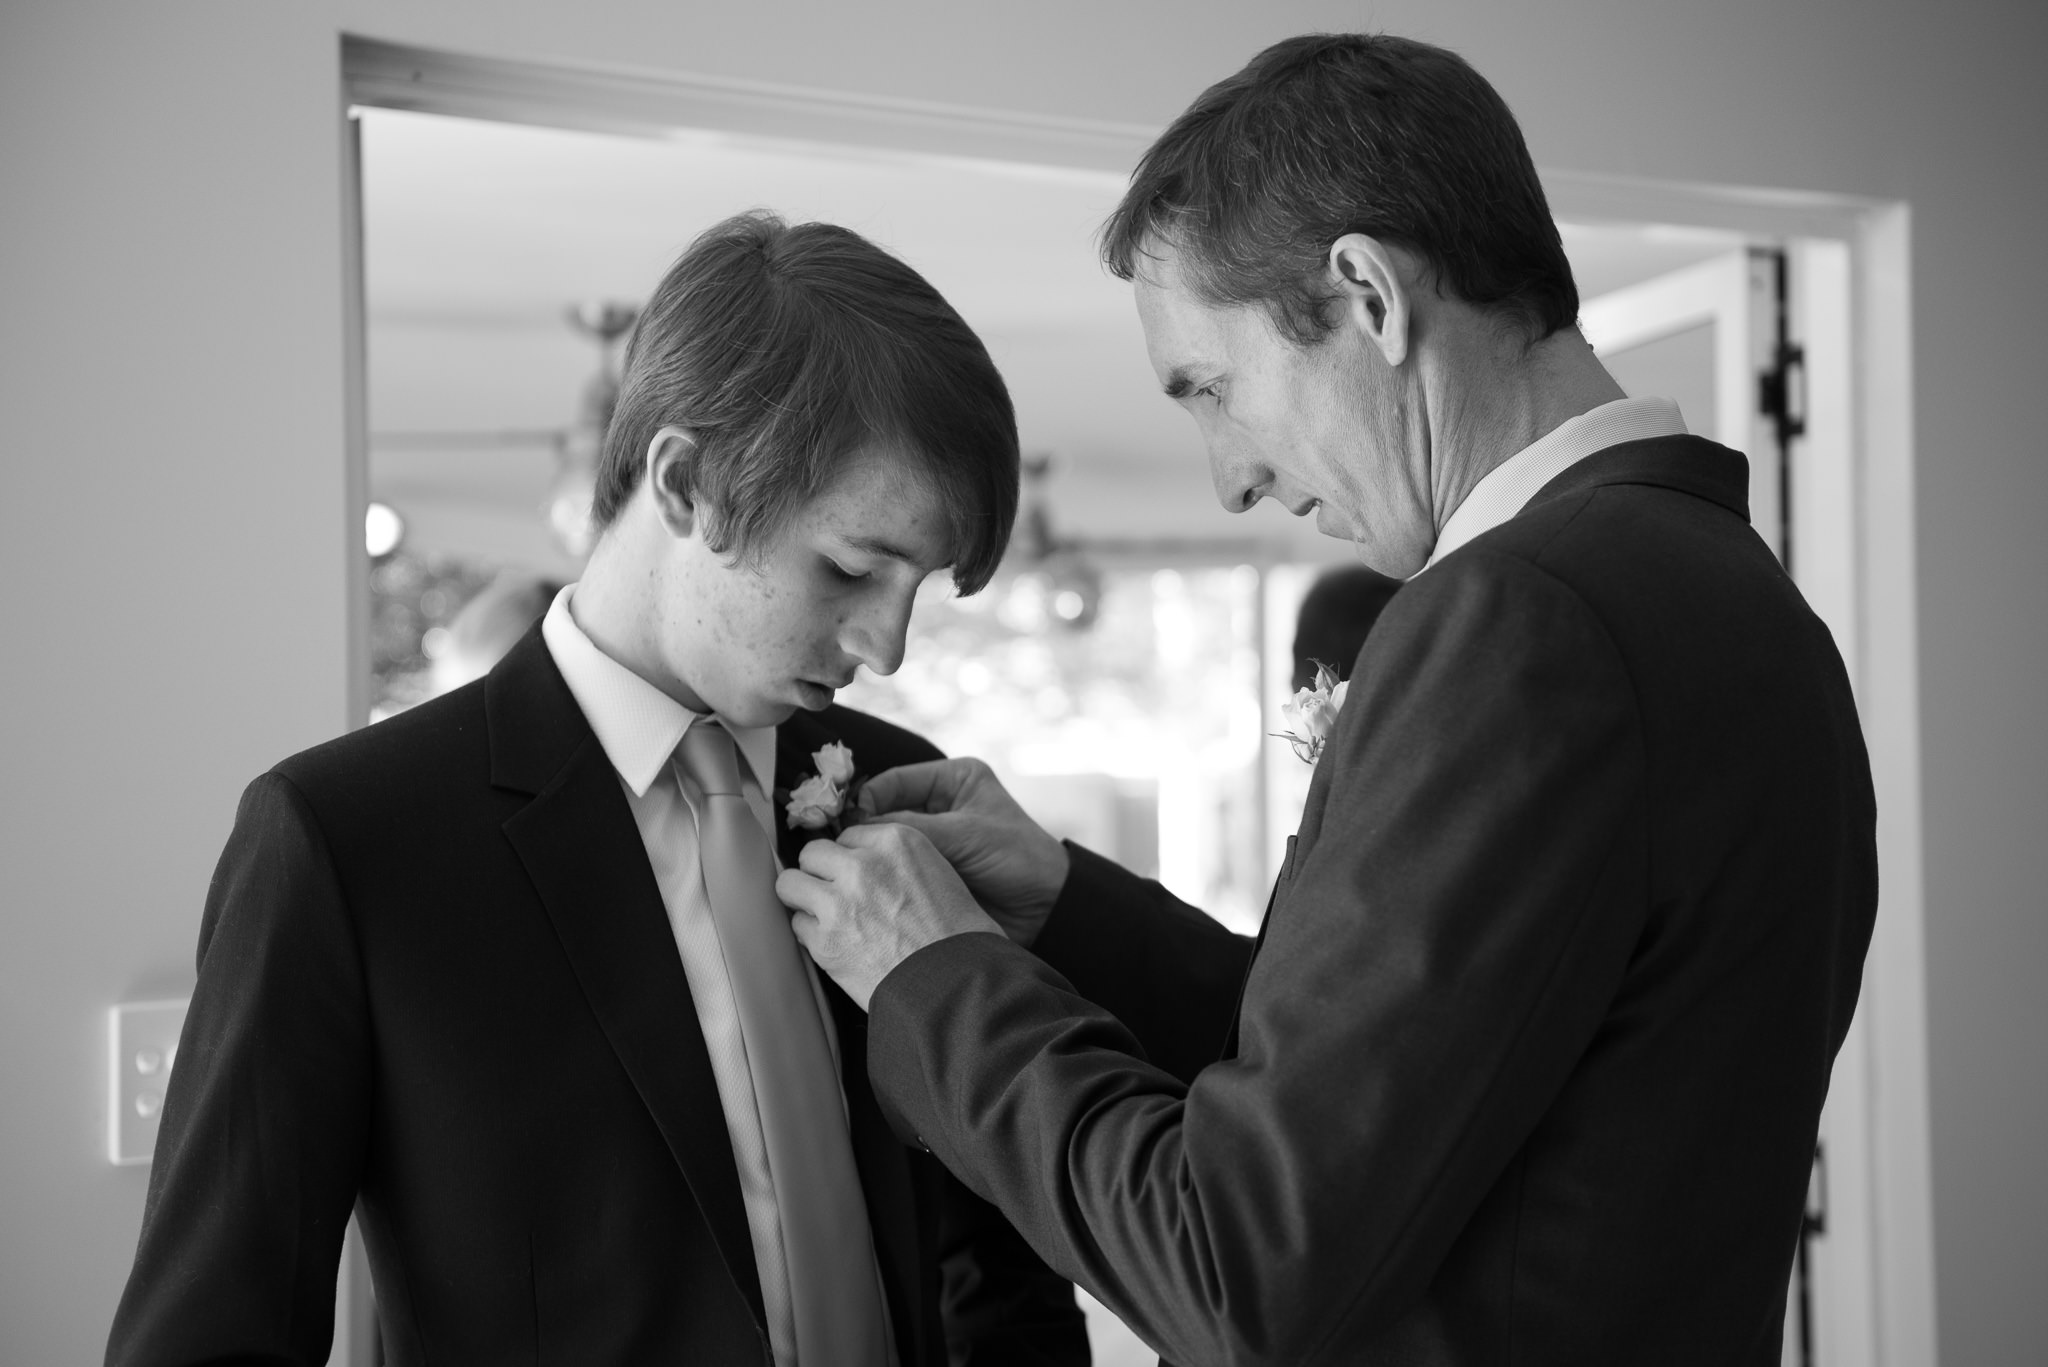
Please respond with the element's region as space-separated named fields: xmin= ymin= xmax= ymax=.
xmin=1580 ymin=249 xmax=1788 ymax=562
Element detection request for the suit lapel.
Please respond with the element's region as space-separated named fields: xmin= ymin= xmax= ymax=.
xmin=825 ymin=978 xmax=928 ymax=1367
xmin=776 ymin=709 xmax=929 ymax=1363
xmin=487 ymin=631 xmax=769 ymax=1335
xmin=773 ymin=711 xmax=837 ymax=872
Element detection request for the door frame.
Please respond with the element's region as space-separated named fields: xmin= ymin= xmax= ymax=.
xmin=1577 ymin=248 xmax=1783 ymax=557
xmin=337 ymin=36 xmax=1933 ymax=1366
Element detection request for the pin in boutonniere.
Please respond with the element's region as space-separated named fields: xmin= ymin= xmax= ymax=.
xmin=1273 ymin=661 xmax=1349 ymax=765
xmin=782 ymin=741 xmax=865 ymax=833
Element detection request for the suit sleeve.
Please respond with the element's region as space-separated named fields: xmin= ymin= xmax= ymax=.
xmin=1031 ymin=843 xmax=1254 ymax=1085
xmin=847 ymin=717 xmax=1092 ymax=1365
xmin=106 ymin=772 xmax=372 ymax=1367
xmin=866 ymin=555 xmax=1650 ymax=1366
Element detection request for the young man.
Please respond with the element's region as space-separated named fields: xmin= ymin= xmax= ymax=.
xmin=107 ymin=213 xmax=1086 ymax=1367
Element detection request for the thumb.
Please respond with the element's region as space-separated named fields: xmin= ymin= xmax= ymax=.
xmin=859 ymin=759 xmax=965 ymax=817
xmin=870 ymin=808 xmax=949 ymax=843
xmin=870 ymin=809 xmax=989 ymax=869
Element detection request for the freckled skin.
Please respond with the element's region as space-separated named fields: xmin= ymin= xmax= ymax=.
xmin=661 ymin=453 xmax=949 ymax=729
xmin=573 ymin=442 xmax=953 ymax=730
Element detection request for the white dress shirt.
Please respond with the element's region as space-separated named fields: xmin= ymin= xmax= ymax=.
xmin=541 ymin=584 xmax=843 ymax=1367
xmin=1421 ymin=396 xmax=1688 ymax=572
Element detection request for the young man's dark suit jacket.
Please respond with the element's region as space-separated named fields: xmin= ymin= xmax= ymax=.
xmin=106 ymin=627 xmax=1086 ymax=1367
xmin=867 ymin=435 xmax=1877 ymax=1366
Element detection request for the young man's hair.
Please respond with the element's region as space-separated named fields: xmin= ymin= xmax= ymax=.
xmin=1101 ymin=33 xmax=1578 ymax=349
xmin=595 ymin=211 xmax=1019 ymax=593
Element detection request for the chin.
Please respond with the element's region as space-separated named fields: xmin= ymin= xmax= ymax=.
xmin=1332 ymin=524 xmax=1424 ymax=580
xmin=712 ymin=694 xmax=801 ymax=729
xmin=763 ymin=699 xmax=808 ymax=727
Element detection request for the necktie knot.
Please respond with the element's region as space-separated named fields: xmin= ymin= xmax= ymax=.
xmin=679 ymin=721 xmax=745 ymax=797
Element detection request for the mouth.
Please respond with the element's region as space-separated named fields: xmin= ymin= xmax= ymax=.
xmin=794 ymin=679 xmax=843 ymax=710
xmin=1287 ymin=498 xmax=1322 ymax=518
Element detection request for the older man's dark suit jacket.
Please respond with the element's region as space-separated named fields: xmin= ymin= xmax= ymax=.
xmin=868 ymin=435 xmax=1877 ymax=1366
xmin=106 ymin=628 xmax=1085 ymax=1367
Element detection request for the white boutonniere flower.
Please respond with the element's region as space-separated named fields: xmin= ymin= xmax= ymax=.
xmin=1273 ymin=661 xmax=1350 ymax=765
xmin=783 ymin=741 xmax=863 ymax=832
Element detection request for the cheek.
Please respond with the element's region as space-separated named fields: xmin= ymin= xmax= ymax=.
xmin=749 ymin=582 xmax=843 ymax=669
xmin=698 ymin=580 xmax=786 ymax=668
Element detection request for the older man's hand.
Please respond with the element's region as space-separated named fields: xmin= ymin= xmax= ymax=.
xmin=856 ymin=758 xmax=1071 ymax=947
xmin=778 ymin=822 xmax=1004 ymax=1011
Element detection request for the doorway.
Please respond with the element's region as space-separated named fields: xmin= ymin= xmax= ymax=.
xmin=337 ymin=36 xmax=1929 ymax=1367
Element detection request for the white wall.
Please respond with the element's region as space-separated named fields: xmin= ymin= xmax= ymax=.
xmin=3 ymin=1 xmax=2042 ymax=1362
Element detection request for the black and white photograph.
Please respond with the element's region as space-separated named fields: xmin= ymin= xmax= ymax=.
xmin=3 ymin=2 xmax=2044 ymax=1364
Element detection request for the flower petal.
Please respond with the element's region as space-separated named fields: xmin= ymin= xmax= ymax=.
xmin=785 ymin=774 xmax=844 ymax=829
xmin=812 ymin=741 xmax=856 ymax=786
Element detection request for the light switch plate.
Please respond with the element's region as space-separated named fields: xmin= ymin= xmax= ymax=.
xmin=108 ymin=999 xmax=188 ymax=1166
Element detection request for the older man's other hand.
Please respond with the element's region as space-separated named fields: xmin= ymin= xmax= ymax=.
xmin=779 ymin=822 xmax=1004 ymax=1011
xmin=856 ymin=758 xmax=1070 ymax=947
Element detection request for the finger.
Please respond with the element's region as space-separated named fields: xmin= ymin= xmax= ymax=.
xmin=787 ymin=907 xmax=822 ymax=952
xmin=858 ymin=759 xmax=971 ymax=816
xmin=869 ymin=809 xmax=1003 ymax=864
xmin=835 ymin=821 xmax=928 ymax=858
xmin=865 ymin=811 xmax=984 ymax=868
xmin=867 ymin=809 xmax=947 ymax=840
xmin=775 ymin=866 xmax=832 ymax=915
xmin=796 ymin=837 xmax=854 ymax=877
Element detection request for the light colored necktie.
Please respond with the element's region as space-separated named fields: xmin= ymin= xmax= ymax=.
xmin=679 ymin=722 xmax=889 ymax=1367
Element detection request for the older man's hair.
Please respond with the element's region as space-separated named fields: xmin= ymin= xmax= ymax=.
xmin=1101 ymin=33 xmax=1579 ymax=349
xmin=595 ymin=211 xmax=1019 ymax=594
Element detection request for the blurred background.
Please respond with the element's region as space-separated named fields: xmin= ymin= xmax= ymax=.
xmin=357 ymin=107 xmax=1742 ymax=936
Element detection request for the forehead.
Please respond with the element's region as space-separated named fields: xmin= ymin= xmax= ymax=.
xmin=796 ymin=446 xmax=953 ymax=565
xmin=1131 ymin=248 xmax=1261 ymax=379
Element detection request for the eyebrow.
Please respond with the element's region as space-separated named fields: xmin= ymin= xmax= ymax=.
xmin=843 ymin=534 xmax=924 ymax=565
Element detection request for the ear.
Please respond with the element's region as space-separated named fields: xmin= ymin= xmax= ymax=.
xmin=644 ymin=425 xmax=700 ymax=539
xmin=1328 ymin=234 xmax=1411 ymax=367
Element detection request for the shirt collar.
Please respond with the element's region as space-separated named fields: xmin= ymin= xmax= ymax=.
xmin=1420 ymin=396 xmax=1688 ymax=573
xmin=539 ymin=584 xmax=779 ymax=799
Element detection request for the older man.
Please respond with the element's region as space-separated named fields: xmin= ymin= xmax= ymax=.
xmin=782 ymin=34 xmax=1876 ymax=1367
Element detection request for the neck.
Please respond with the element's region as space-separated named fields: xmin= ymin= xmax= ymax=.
xmin=569 ymin=515 xmax=710 ymax=714
xmin=1427 ymin=324 xmax=1625 ymax=532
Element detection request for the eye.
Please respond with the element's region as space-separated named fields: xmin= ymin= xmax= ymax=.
xmin=824 ymin=558 xmax=870 ymax=584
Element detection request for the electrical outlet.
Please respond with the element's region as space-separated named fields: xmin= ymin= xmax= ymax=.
xmin=108 ymin=999 xmax=188 ymax=1166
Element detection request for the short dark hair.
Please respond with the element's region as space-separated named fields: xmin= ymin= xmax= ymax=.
xmin=1102 ymin=33 xmax=1578 ymax=347
xmin=595 ymin=211 xmax=1019 ymax=593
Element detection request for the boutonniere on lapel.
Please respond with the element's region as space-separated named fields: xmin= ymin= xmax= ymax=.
xmin=1273 ymin=662 xmax=1350 ymax=766
xmin=778 ymin=741 xmax=866 ymax=834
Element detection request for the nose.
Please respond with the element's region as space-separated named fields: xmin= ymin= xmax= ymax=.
xmin=840 ymin=585 xmax=915 ymax=678
xmin=1208 ymin=446 xmax=1269 ymax=514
